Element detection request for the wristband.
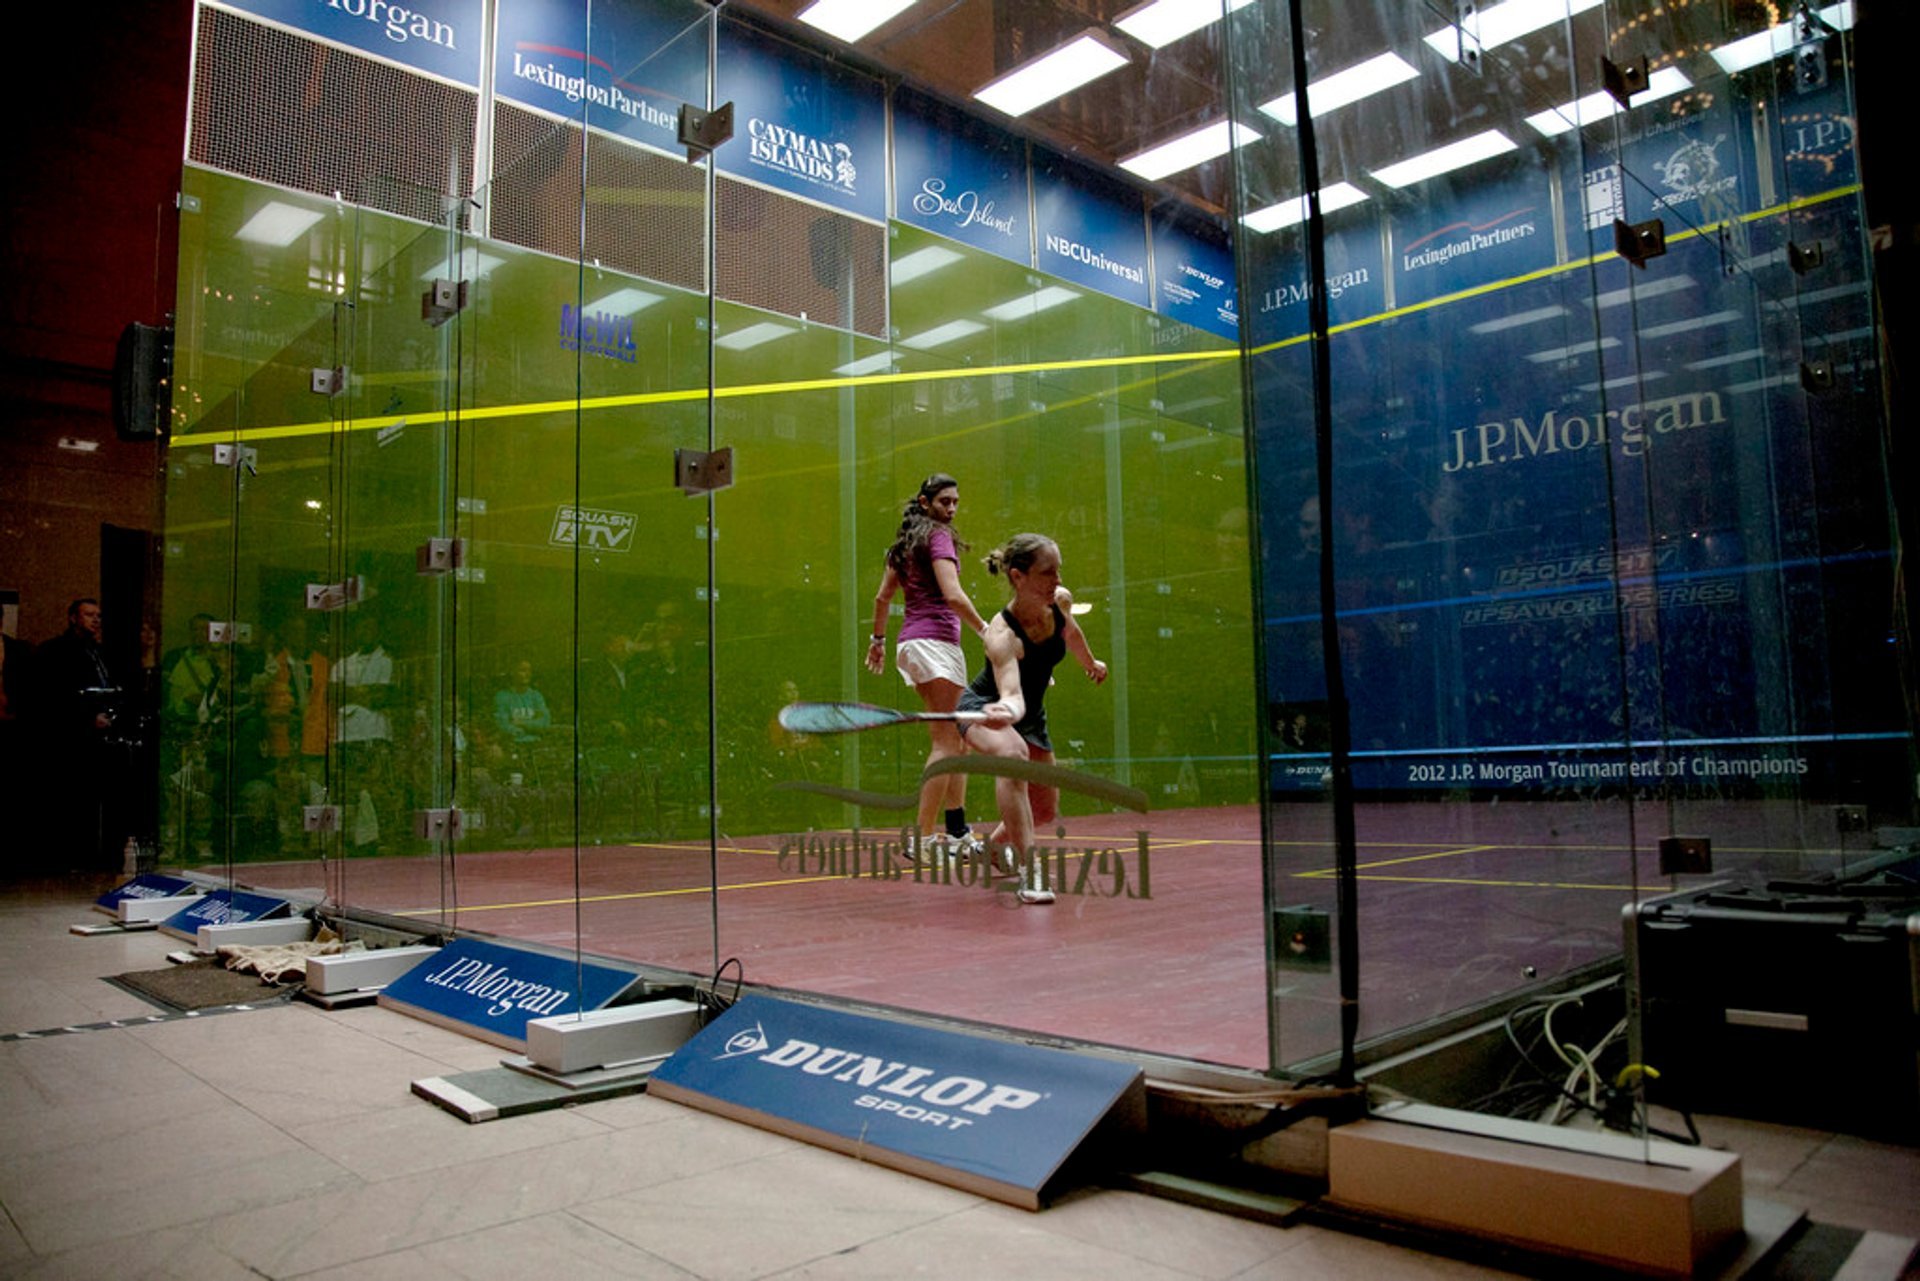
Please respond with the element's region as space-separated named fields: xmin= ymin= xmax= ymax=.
xmin=868 ymin=635 xmax=884 ymax=644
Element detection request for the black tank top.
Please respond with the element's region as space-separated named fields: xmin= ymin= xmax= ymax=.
xmin=961 ymin=602 xmax=1067 ymax=750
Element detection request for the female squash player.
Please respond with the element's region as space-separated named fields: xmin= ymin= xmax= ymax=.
xmin=865 ymin=473 xmax=989 ymax=861
xmin=958 ymin=533 xmax=1108 ymax=904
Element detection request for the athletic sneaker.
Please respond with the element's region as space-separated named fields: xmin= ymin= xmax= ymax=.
xmin=1017 ymin=858 xmax=1055 ymax=905
xmin=952 ymin=832 xmax=988 ymax=866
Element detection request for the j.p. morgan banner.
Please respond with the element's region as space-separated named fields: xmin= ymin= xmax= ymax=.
xmin=893 ymin=91 xmax=1029 ymax=267
xmin=715 ymin=20 xmax=887 ymax=222
xmin=95 ymin=874 xmax=199 ymax=913
xmin=217 ymin=0 xmax=483 ymax=85
xmin=649 ymin=995 xmax=1145 ymax=1208
xmin=378 ymin=936 xmax=642 ymax=1048
xmin=159 ymin=889 xmax=293 ymax=941
xmin=493 ymin=0 xmax=704 ymax=149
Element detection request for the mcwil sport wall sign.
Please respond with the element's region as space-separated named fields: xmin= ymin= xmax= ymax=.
xmin=647 ymin=995 xmax=1145 ymax=1209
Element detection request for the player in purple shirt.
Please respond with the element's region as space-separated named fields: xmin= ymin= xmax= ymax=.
xmin=866 ymin=473 xmax=990 ymax=860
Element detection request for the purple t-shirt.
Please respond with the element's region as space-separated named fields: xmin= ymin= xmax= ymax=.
xmin=898 ymin=525 xmax=961 ymax=645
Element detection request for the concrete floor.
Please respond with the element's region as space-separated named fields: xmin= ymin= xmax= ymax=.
xmin=2 ymin=876 xmax=1916 ymax=1280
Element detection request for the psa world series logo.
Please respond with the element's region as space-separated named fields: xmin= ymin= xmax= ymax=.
xmin=712 ymin=1016 xmax=1043 ymax=1132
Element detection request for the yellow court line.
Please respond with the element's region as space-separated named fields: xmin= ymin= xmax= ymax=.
xmin=391 ymin=871 xmax=858 ymax=915
xmin=1300 ymin=872 xmax=1639 ymax=891
xmin=1294 ymin=844 xmax=1493 ymax=876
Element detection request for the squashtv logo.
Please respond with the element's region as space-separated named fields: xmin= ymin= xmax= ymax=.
xmin=715 ymin=1019 xmax=1043 ymax=1131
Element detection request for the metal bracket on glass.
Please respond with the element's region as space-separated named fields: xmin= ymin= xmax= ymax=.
xmin=311 ymin=366 xmax=345 ymax=396
xmin=416 ymin=537 xmax=466 ymax=575
xmin=421 ymin=278 xmax=468 ymax=327
xmin=204 ymin=620 xmax=243 ymax=644
xmin=414 ymin=807 xmax=465 ymax=842
xmin=1602 ymin=55 xmax=1649 ymax=110
xmin=1788 ymin=239 xmax=1826 ymax=275
xmin=1800 ymin=360 xmax=1834 ymax=393
xmin=212 ymin=442 xmax=258 ymax=474
xmin=1613 ymin=216 xmax=1667 ymax=268
xmin=1657 ymin=834 xmax=1712 ymax=875
xmin=675 ymin=446 xmax=735 ymax=496
xmin=1792 ymin=3 xmax=1831 ymax=92
xmin=1447 ymin=0 xmax=1483 ymax=76
xmin=678 ymin=101 xmax=735 ymax=162
xmin=305 ymin=576 xmax=364 ymax=611
xmin=302 ymin=804 xmax=341 ymax=833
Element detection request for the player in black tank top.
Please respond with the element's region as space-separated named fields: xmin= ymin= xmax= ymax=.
xmin=958 ymin=535 xmax=1109 ymax=904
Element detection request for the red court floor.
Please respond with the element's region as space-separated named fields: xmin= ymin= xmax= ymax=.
xmin=207 ymin=798 xmax=1868 ymax=1071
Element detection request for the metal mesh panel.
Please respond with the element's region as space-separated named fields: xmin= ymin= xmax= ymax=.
xmin=717 ymin=178 xmax=887 ymax=339
xmin=490 ymin=104 xmax=707 ymax=294
xmin=190 ymin=7 xmax=475 ymax=224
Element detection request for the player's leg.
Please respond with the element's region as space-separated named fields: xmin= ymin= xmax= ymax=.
xmin=1017 ymin=744 xmax=1058 ymax=903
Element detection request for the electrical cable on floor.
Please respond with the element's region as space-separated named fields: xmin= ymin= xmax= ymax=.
xmin=696 ymin=956 xmax=743 ymax=1024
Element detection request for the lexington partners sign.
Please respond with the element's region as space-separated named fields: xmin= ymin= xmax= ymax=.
xmin=649 ymin=995 xmax=1144 ymax=1208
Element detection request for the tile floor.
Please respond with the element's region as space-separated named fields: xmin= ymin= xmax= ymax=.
xmin=2 ymin=877 xmax=1916 ymax=1280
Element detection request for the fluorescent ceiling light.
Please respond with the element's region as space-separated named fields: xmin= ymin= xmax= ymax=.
xmin=834 ymin=352 xmax=896 ymax=376
xmin=1114 ymin=0 xmax=1254 ymax=49
xmin=584 ymin=288 xmax=663 ymax=315
xmin=1525 ymin=66 xmax=1692 ymax=136
xmin=1468 ymin=304 xmax=1569 ymax=334
xmin=900 ymin=319 xmax=987 ymax=349
xmin=982 ymin=286 xmax=1080 ymax=321
xmin=419 ymin=248 xmax=505 ymax=280
xmin=1260 ymin=52 xmax=1421 ymax=126
xmin=56 ymin=436 xmax=102 ymax=453
xmin=715 ymin=321 xmax=797 ymax=351
xmin=1576 ymin=371 xmax=1663 ymax=392
xmin=236 ymin=202 xmax=325 ymax=247
xmin=1242 ymin=181 xmax=1370 ymax=232
xmin=1424 ymin=0 xmax=1605 ymax=62
xmin=1119 ymin=119 xmax=1260 ymax=180
xmin=974 ymin=30 xmax=1130 ymax=117
xmin=1370 ymin=130 xmax=1517 ymax=188
xmin=1685 ymin=347 xmax=1764 ymax=371
xmin=1592 ymin=275 xmax=1694 ymax=308
xmin=890 ymin=245 xmax=964 ymax=285
xmin=797 ymin=0 xmax=918 ymax=42
xmin=1526 ymin=336 xmax=1620 ymax=363
xmin=1711 ymin=3 xmax=1853 ymax=74
xmin=1638 ymin=309 xmax=1741 ymax=340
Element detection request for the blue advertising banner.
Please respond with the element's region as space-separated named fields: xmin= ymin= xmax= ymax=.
xmin=95 ymin=875 xmax=199 ymax=913
xmin=1244 ymin=210 xmax=1385 ymax=345
xmin=159 ymin=889 xmax=294 ymax=941
xmin=892 ymin=92 xmax=1029 ymax=266
xmin=494 ymin=0 xmax=705 ymax=149
xmin=648 ymin=995 xmax=1145 ymax=1209
xmin=1032 ymin=153 xmax=1151 ymax=310
xmin=215 ymin=0 xmax=483 ymax=86
xmin=1392 ymin=166 xmax=1553 ymax=307
xmin=1152 ymin=216 xmax=1238 ymax=341
xmin=714 ymin=20 xmax=887 ymax=222
xmin=1258 ymin=214 xmax=1904 ymax=801
xmin=378 ymin=936 xmax=642 ymax=1048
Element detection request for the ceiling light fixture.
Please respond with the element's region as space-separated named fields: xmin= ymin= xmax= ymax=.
xmin=1524 ymin=66 xmax=1692 ymax=136
xmin=1242 ymin=181 xmax=1370 ymax=232
xmin=1711 ymin=3 xmax=1853 ymax=74
xmin=1260 ymin=51 xmax=1421 ymax=126
xmin=1114 ymin=0 xmax=1255 ymax=50
xmin=236 ymin=202 xmax=325 ymax=247
xmin=973 ymin=30 xmax=1130 ymax=117
xmin=1468 ymin=304 xmax=1569 ymax=334
xmin=982 ymin=286 xmax=1081 ymax=321
xmin=796 ymin=0 xmax=920 ymax=43
xmin=715 ymin=321 xmax=798 ymax=351
xmin=900 ymin=319 xmax=987 ymax=348
xmin=1118 ymin=119 xmax=1260 ymax=180
xmin=890 ymin=245 xmax=964 ymax=284
xmin=585 ymin=288 xmax=663 ymax=315
xmin=1423 ymin=0 xmax=1605 ymax=62
xmin=1369 ymin=130 xmax=1517 ymax=188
